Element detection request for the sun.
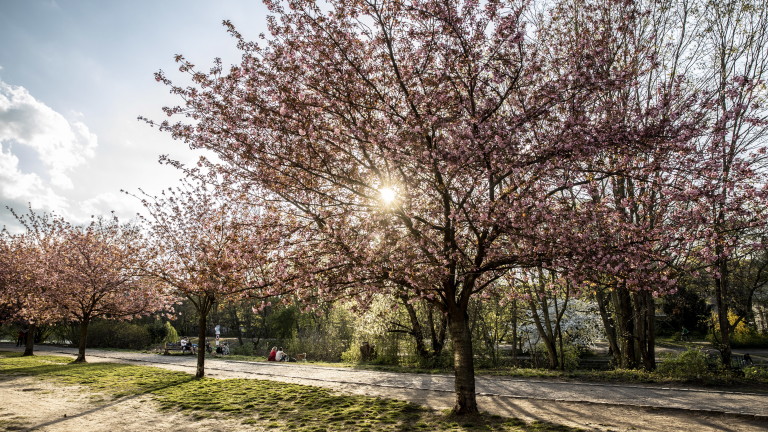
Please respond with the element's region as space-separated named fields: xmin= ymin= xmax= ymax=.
xmin=379 ymin=187 xmax=396 ymax=205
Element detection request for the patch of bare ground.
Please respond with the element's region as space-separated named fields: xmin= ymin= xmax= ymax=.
xmin=0 ymin=376 xmax=258 ymax=432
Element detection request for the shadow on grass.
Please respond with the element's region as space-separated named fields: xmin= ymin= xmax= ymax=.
xmin=154 ymin=378 xmax=579 ymax=431
xmin=0 ymin=352 xmax=201 ymax=431
xmin=0 ymin=353 xmax=195 ymax=396
xmin=0 ymin=351 xmax=581 ymax=431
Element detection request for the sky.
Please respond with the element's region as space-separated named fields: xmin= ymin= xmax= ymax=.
xmin=0 ymin=0 xmax=270 ymax=231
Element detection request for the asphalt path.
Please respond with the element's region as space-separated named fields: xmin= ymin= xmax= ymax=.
xmin=4 ymin=344 xmax=768 ymax=431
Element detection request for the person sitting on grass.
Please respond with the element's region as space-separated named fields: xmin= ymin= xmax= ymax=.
xmin=267 ymin=346 xmax=277 ymax=361
xmin=276 ymin=347 xmax=287 ymax=362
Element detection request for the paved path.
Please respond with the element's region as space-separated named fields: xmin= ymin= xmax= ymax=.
xmin=5 ymin=344 xmax=768 ymax=431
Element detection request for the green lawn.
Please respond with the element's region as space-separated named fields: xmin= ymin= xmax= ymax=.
xmin=0 ymin=351 xmax=580 ymax=432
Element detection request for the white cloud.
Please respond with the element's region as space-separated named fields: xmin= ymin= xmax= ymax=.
xmin=0 ymin=80 xmax=97 ymax=190
xmin=0 ymin=145 xmax=67 ymax=209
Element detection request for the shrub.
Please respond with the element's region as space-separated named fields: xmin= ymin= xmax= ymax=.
xmin=708 ymin=311 xmax=768 ymax=348
xmin=743 ymin=366 xmax=768 ymax=381
xmin=162 ymin=321 xmax=179 ymax=344
xmin=656 ymin=348 xmax=715 ymax=379
xmin=731 ymin=329 xmax=768 ymax=348
xmin=230 ymin=341 xmax=256 ymax=356
xmin=525 ymin=343 xmax=581 ymax=371
xmin=76 ymin=320 xmax=152 ymax=350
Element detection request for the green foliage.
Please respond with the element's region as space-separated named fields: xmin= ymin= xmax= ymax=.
xmin=340 ymin=343 xmax=361 ymax=363
xmin=287 ymin=306 xmax=355 ymax=362
xmin=0 ymin=351 xmax=578 ymax=432
xmin=708 ymin=312 xmax=768 ymax=348
xmin=659 ymin=281 xmax=710 ymax=336
xmin=143 ymin=320 xmax=179 ymax=345
xmin=162 ymin=321 xmax=179 ymax=344
xmin=267 ymin=306 xmax=299 ymax=340
xmin=730 ymin=328 xmax=768 ymax=348
xmin=743 ymin=366 xmax=768 ymax=380
xmin=656 ymin=348 xmax=718 ymax=379
xmin=524 ymin=344 xmax=581 ymax=371
xmin=80 ymin=320 xmax=152 ymax=350
xmin=65 ymin=319 xmax=182 ymax=349
xmin=229 ymin=341 xmax=256 ymax=356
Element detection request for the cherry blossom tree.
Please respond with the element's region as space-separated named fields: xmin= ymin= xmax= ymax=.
xmin=133 ymin=174 xmax=291 ymax=378
xmin=0 ymin=208 xmax=67 ymax=356
xmin=147 ymin=0 xmax=705 ymax=413
xmin=51 ymin=216 xmax=171 ymax=363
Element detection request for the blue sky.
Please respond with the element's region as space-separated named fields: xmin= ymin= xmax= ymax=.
xmin=0 ymin=0 xmax=269 ymax=230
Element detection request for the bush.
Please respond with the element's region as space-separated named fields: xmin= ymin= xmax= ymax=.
xmin=731 ymin=329 xmax=768 ymax=348
xmin=708 ymin=311 xmax=768 ymax=348
xmin=76 ymin=320 xmax=152 ymax=350
xmin=656 ymin=348 xmax=717 ymax=379
xmin=162 ymin=321 xmax=179 ymax=344
xmin=525 ymin=343 xmax=580 ymax=371
xmin=743 ymin=366 xmax=768 ymax=381
xmin=285 ymin=329 xmax=351 ymax=362
xmin=230 ymin=341 xmax=256 ymax=356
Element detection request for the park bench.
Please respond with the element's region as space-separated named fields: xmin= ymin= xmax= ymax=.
xmin=732 ymin=354 xmax=747 ymax=369
xmin=163 ymin=342 xmax=195 ymax=355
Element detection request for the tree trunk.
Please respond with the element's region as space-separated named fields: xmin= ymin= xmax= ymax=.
xmin=427 ymin=305 xmax=447 ymax=358
xmin=74 ymin=319 xmax=89 ymax=363
xmin=528 ymin=298 xmax=558 ymax=369
xmin=633 ymin=290 xmax=656 ymax=371
xmin=511 ymin=299 xmax=519 ymax=366
xmin=714 ymin=263 xmax=732 ymax=366
xmin=400 ymin=296 xmax=429 ymax=359
xmin=612 ymin=286 xmax=637 ymax=368
xmin=596 ymin=289 xmax=621 ymax=366
xmin=196 ymin=310 xmax=208 ymax=379
xmin=758 ymin=305 xmax=767 ymax=333
xmin=22 ymin=324 xmax=36 ymax=357
xmin=448 ymin=308 xmax=478 ymax=414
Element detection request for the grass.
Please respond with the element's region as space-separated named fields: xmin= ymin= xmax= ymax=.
xmin=0 ymin=351 xmax=581 ymax=431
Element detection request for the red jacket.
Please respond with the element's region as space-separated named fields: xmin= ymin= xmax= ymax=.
xmin=267 ymin=349 xmax=277 ymax=361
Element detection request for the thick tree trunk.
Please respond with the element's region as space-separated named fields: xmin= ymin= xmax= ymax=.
xmin=448 ymin=309 xmax=478 ymax=414
xmin=196 ymin=311 xmax=208 ymax=379
xmin=22 ymin=324 xmax=36 ymax=356
xmin=633 ymin=290 xmax=656 ymax=371
xmin=74 ymin=320 xmax=89 ymax=363
xmin=612 ymin=287 xmax=637 ymax=368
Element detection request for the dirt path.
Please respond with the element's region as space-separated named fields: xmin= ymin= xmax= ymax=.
xmin=3 ymin=344 xmax=768 ymax=432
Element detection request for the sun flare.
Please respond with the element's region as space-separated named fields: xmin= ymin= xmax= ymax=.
xmin=379 ymin=187 xmax=396 ymax=204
